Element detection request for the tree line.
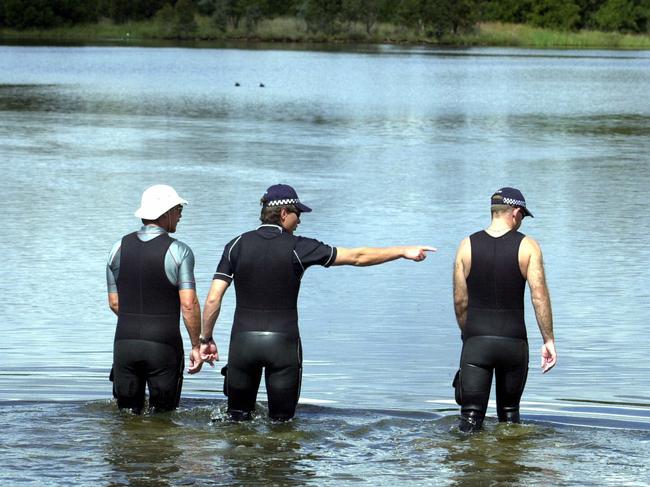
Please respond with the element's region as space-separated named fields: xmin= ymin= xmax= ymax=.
xmin=1 ymin=0 xmax=648 ymax=36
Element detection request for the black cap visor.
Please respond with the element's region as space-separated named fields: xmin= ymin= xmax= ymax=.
xmin=296 ymin=202 xmax=312 ymax=213
xmin=518 ymin=206 xmax=534 ymax=218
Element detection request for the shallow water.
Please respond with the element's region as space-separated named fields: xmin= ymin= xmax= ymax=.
xmin=1 ymin=399 xmax=649 ymax=486
xmin=0 ymin=44 xmax=649 ymax=484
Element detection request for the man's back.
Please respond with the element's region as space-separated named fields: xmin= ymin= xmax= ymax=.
xmin=465 ymin=229 xmax=527 ymax=340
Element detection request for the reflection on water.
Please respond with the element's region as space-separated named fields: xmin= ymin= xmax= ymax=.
xmin=3 ymin=84 xmax=650 ymax=142
xmin=1 ymin=400 xmax=649 ymax=485
xmin=441 ymin=424 xmax=554 ymax=486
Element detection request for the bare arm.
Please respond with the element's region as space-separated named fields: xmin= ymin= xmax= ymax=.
xmin=108 ymin=292 xmax=119 ymax=315
xmin=453 ymin=238 xmax=470 ymax=331
xmin=522 ymin=237 xmax=556 ymax=373
xmin=332 ymin=245 xmax=435 ymax=266
xmin=200 ymin=279 xmax=230 ymax=363
xmin=179 ymin=289 xmax=202 ymax=374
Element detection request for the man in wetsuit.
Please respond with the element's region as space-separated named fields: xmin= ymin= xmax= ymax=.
xmin=453 ymin=187 xmax=556 ymax=432
xmin=106 ymin=184 xmax=203 ymax=413
xmin=200 ymin=184 xmax=435 ymax=421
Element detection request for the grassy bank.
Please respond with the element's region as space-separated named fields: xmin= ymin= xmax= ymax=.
xmin=2 ymin=17 xmax=650 ymax=49
xmin=467 ymin=22 xmax=650 ymax=49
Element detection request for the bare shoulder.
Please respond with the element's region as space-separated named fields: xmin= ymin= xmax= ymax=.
xmin=455 ymin=237 xmax=471 ymax=276
xmin=521 ymin=235 xmax=542 ymax=255
xmin=456 ymin=236 xmax=471 ymax=255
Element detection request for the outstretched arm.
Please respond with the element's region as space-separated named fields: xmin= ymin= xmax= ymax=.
xmin=523 ymin=237 xmax=556 ymax=373
xmin=332 ymin=245 xmax=436 ymax=266
xmin=453 ymin=238 xmax=470 ymax=331
xmin=179 ymin=289 xmax=202 ymax=374
xmin=201 ymin=279 xmax=230 ymax=364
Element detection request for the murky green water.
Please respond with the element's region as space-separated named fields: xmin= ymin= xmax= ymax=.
xmin=0 ymin=44 xmax=649 ymax=484
xmin=2 ymin=400 xmax=649 ymax=486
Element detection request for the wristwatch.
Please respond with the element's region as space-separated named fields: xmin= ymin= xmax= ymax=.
xmin=199 ymin=335 xmax=213 ymax=345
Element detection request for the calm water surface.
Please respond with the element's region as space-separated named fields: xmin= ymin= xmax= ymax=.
xmin=0 ymin=44 xmax=649 ymax=485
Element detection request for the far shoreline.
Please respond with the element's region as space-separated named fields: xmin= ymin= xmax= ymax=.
xmin=2 ymin=20 xmax=649 ymax=51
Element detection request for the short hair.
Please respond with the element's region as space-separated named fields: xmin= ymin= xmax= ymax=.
xmin=259 ymin=199 xmax=300 ymax=225
xmin=490 ymin=204 xmax=516 ymax=216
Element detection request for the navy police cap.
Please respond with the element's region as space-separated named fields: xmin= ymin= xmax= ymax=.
xmin=491 ymin=187 xmax=534 ymax=217
xmin=262 ymin=184 xmax=312 ymax=213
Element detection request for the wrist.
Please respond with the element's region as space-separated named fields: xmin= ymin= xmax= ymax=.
xmin=199 ymin=335 xmax=213 ymax=345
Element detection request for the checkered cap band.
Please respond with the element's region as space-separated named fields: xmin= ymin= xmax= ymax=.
xmin=502 ymin=197 xmax=526 ymax=208
xmin=266 ymin=198 xmax=300 ymax=207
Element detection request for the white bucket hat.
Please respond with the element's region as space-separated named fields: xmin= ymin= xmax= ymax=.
xmin=135 ymin=184 xmax=188 ymax=220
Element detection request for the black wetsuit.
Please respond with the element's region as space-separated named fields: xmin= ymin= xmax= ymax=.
xmin=457 ymin=229 xmax=529 ymax=431
xmin=214 ymin=225 xmax=335 ymax=420
xmin=112 ymin=232 xmax=184 ymax=413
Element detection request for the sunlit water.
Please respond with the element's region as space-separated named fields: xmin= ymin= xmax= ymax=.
xmin=0 ymin=43 xmax=649 ymax=485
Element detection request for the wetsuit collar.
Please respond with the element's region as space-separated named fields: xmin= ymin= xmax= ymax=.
xmin=257 ymin=224 xmax=283 ymax=233
xmin=138 ymin=224 xmax=168 ymax=235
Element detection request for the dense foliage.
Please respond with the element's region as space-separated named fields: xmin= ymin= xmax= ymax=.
xmin=1 ymin=0 xmax=648 ymax=35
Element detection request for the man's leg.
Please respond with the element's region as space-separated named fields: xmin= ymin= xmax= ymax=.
xmin=113 ymin=340 xmax=146 ymax=414
xmin=265 ymin=338 xmax=302 ymax=422
xmin=227 ymin=333 xmax=263 ymax=421
xmin=495 ymin=339 xmax=529 ymax=423
xmin=147 ymin=343 xmax=184 ymax=413
xmin=227 ymin=364 xmax=262 ymax=421
xmin=458 ymin=337 xmax=494 ymax=432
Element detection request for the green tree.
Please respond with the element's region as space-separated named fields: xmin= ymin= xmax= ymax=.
xmin=154 ymin=0 xmax=197 ymax=37
xmin=155 ymin=2 xmax=176 ymax=35
xmin=211 ymin=0 xmax=246 ymax=29
xmin=175 ymin=0 xmax=198 ymax=35
xmin=210 ymin=0 xmax=229 ymax=30
xmin=593 ymin=0 xmax=650 ymax=32
xmin=341 ymin=0 xmax=380 ymax=34
xmin=2 ymin=0 xmax=58 ymax=28
xmin=573 ymin=0 xmax=607 ymax=28
xmin=197 ymin=0 xmax=217 ymax=15
xmin=300 ymin=0 xmax=342 ymax=34
xmin=375 ymin=0 xmax=396 ymax=22
xmin=528 ymin=0 xmax=581 ymax=30
xmin=110 ymin=0 xmax=167 ymax=23
xmin=138 ymin=0 xmax=168 ymax=18
xmin=109 ymin=0 xmax=131 ymax=22
xmin=243 ymin=0 xmax=266 ymax=32
xmin=420 ymin=0 xmax=453 ymax=37
xmin=480 ymin=0 xmax=534 ymax=23
xmin=397 ymin=0 xmax=424 ymax=32
xmin=397 ymin=0 xmax=478 ymax=37
xmin=266 ymin=0 xmax=299 ymax=16
xmin=448 ymin=0 xmax=478 ymax=34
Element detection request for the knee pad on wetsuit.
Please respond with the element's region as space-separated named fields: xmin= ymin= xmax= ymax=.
xmin=497 ymin=406 xmax=520 ymax=423
xmin=221 ymin=365 xmax=228 ymax=397
xmin=459 ymin=409 xmax=485 ymax=433
xmin=452 ymin=369 xmax=461 ymax=405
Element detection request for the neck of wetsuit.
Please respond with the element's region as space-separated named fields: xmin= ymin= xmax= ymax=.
xmin=464 ymin=229 xmax=527 ymax=340
xmin=232 ymin=230 xmax=301 ymax=337
xmin=115 ymin=232 xmax=182 ymax=348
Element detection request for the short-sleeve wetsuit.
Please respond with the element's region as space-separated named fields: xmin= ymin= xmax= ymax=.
xmin=213 ymin=224 xmax=336 ymax=420
xmin=458 ymin=229 xmax=529 ymax=430
xmin=106 ymin=225 xmax=196 ymax=412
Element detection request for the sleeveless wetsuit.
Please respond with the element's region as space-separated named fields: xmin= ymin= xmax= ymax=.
xmin=112 ymin=232 xmax=184 ymax=413
xmin=214 ymin=225 xmax=335 ymax=421
xmin=458 ymin=229 xmax=529 ymax=431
